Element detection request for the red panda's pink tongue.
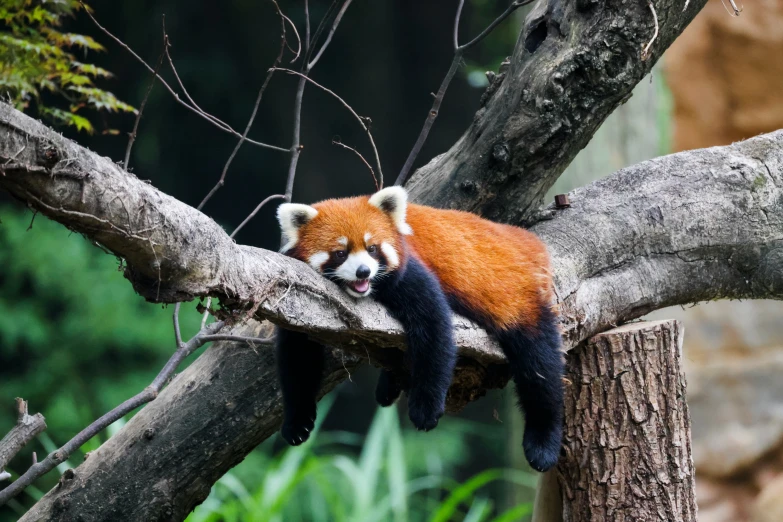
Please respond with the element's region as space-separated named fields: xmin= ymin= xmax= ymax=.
xmin=351 ymin=280 xmax=370 ymax=293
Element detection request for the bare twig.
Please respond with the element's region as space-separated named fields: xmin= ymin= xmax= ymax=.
xmin=124 ymin=31 xmax=167 ymax=170
xmin=459 ymin=0 xmax=530 ymax=51
xmin=197 ymin=0 xmax=292 ymax=211
xmin=308 ymin=0 xmax=354 ymax=69
xmin=721 ymin=0 xmax=743 ymax=16
xmin=641 ymin=0 xmax=660 ymax=60
xmin=396 ymin=0 xmax=532 ymax=186
xmin=332 ymin=136 xmax=378 ymax=191
xmin=80 ymin=3 xmax=287 ymax=154
xmin=200 ymin=297 xmax=212 ymax=329
xmin=305 ymin=0 xmax=338 ymax=64
xmin=274 ymin=68 xmax=383 ymax=189
xmin=453 ymin=0 xmax=466 ymax=51
xmin=0 ymin=321 xmax=273 ymax=506
xmin=284 ymin=0 xmax=310 ymax=204
xmin=281 ymin=11 xmax=302 ymax=62
xmin=230 ymin=194 xmax=286 ymax=239
xmin=284 ymin=0 xmax=360 ymax=201
xmin=173 ymin=302 xmax=183 ymax=348
xmin=0 ymin=399 xmax=46 ymax=482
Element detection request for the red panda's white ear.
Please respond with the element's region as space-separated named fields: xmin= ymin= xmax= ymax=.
xmin=368 ymin=186 xmax=413 ymax=235
xmin=277 ymin=203 xmax=318 ymax=252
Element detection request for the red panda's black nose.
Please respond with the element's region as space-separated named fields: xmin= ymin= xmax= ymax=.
xmin=356 ymin=265 xmax=371 ymax=279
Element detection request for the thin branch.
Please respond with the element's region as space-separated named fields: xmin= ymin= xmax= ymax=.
xmin=0 ymin=320 xmax=274 ymax=506
xmin=305 ymin=0 xmax=339 ymax=65
xmin=200 ymin=297 xmax=212 ymax=329
xmin=0 ymin=399 xmax=46 ymax=482
xmin=80 ymin=3 xmax=287 ymax=154
xmin=197 ymin=0 xmax=291 ymax=211
xmin=162 ymin=28 xmax=232 ymax=132
xmin=641 ymin=0 xmax=660 ymax=60
xmin=308 ymin=0 xmax=354 ymax=69
xmin=284 ymin=0 xmax=361 ymax=201
xmin=274 ymin=68 xmax=384 ymax=189
xmin=396 ymin=0 xmax=532 ymax=186
xmin=453 ymin=0 xmax=466 ymax=51
xmin=395 ymin=55 xmax=461 ymax=186
xmin=284 ymin=75 xmax=307 ymax=201
xmin=281 ymin=10 xmax=302 ymax=62
xmin=124 ymin=33 xmax=167 ymax=170
xmin=332 ymin=136 xmax=378 ymax=191
xmin=173 ymin=302 xmax=183 ymax=348
xmin=305 ymin=0 xmax=311 ymax=51
xmin=721 ymin=0 xmax=743 ymax=16
xmin=230 ymin=194 xmax=286 ymax=239
xmin=458 ymin=0 xmax=532 ymax=51
xmin=198 ymin=334 xmax=275 ymax=345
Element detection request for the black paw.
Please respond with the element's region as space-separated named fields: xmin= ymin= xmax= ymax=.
xmin=523 ymin=425 xmax=562 ymax=472
xmin=407 ymin=391 xmax=444 ymax=432
xmin=375 ymin=371 xmax=403 ymax=407
xmin=281 ymin=411 xmax=316 ymax=446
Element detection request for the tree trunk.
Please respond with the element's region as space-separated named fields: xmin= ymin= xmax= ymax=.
xmin=557 ymin=320 xmax=697 ymax=522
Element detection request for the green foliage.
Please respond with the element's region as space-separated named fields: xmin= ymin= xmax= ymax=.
xmin=0 ymin=205 xmax=202 ymax=510
xmin=0 ymin=0 xmax=135 ymax=132
xmin=188 ymin=399 xmax=535 ymax=522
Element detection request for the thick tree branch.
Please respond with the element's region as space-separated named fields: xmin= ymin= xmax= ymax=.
xmin=0 ymin=399 xmax=46 ymax=481
xmin=15 ymin=321 xmax=361 ymax=522
xmin=2 ymin=112 xmax=782 ymax=519
xmin=2 ymin=103 xmax=781 ymax=361
xmin=405 ymin=0 xmax=709 ymax=224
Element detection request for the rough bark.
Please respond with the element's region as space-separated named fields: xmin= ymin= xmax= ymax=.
xmin=3 ymin=106 xmax=782 ymax=522
xmin=558 ymin=320 xmax=697 ymax=522
xmin=2 ymin=104 xmax=782 ymax=373
xmin=406 ymin=0 xmax=708 ymax=225
xmin=17 ymin=321 xmax=360 ymax=522
xmin=0 ymin=0 xmax=776 ymax=516
xmin=0 ymin=399 xmax=46 ymax=481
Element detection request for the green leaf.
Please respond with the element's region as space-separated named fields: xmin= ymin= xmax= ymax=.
xmin=0 ymin=1 xmax=133 ymax=132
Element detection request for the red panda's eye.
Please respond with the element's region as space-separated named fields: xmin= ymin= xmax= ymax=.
xmin=367 ymin=245 xmax=377 ymax=254
xmin=334 ymin=250 xmax=347 ymax=260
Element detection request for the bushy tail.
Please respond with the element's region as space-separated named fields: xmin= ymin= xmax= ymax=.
xmin=495 ymin=306 xmax=564 ymax=472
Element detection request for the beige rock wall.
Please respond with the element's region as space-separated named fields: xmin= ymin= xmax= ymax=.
xmin=667 ymin=0 xmax=783 ymax=151
xmin=665 ymin=3 xmax=783 ymax=520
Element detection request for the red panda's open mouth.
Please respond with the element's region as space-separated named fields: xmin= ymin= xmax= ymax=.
xmin=348 ymin=279 xmax=370 ymax=294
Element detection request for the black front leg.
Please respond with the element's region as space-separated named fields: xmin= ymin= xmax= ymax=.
xmin=275 ymin=326 xmax=325 ymax=445
xmin=375 ymin=256 xmax=457 ymax=431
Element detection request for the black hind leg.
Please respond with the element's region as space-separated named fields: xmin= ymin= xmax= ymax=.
xmin=375 ymin=369 xmax=403 ymax=407
xmin=495 ymin=307 xmax=564 ymax=472
xmin=275 ymin=327 xmax=325 ymax=446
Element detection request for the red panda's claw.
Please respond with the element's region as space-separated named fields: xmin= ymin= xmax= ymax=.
xmin=281 ymin=415 xmax=315 ymax=446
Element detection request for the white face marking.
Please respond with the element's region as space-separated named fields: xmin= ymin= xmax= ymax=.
xmin=336 ymin=251 xmax=379 ymax=298
xmin=337 ymin=236 xmax=348 ymax=246
xmin=364 ymin=232 xmax=372 ymax=243
xmin=380 ymin=242 xmax=399 ymax=269
xmin=308 ymin=251 xmax=329 ymax=272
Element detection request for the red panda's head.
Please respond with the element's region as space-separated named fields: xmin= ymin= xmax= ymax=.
xmin=276 ymin=186 xmax=413 ymax=298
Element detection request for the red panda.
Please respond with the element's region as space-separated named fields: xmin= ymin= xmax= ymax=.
xmin=276 ymin=186 xmax=564 ymax=472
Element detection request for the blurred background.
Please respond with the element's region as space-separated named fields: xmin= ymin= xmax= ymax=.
xmin=1 ymin=0 xmax=782 ymax=521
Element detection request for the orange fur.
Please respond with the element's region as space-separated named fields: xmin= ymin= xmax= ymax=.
xmin=292 ymin=196 xmax=554 ymax=331
xmin=406 ymin=204 xmax=553 ymax=330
